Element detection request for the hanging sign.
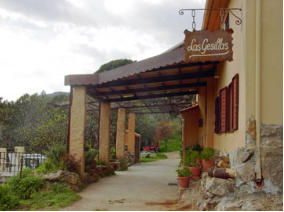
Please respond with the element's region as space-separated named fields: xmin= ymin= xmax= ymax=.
xmin=184 ymin=29 xmax=233 ymax=63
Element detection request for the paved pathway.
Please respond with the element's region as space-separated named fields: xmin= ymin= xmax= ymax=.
xmin=63 ymin=152 xmax=180 ymax=211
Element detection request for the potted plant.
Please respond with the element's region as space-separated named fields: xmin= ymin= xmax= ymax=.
xmin=176 ymin=167 xmax=192 ymax=188
xmin=191 ymin=143 xmax=203 ymax=165
xmin=200 ymin=147 xmax=215 ymax=172
xmin=187 ymin=150 xmax=201 ymax=179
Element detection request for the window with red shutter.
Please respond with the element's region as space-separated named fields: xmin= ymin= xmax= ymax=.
xmin=215 ymin=74 xmax=239 ymax=134
xmin=232 ymin=74 xmax=239 ymax=130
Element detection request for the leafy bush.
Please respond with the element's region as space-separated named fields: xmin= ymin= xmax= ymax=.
xmin=185 ymin=150 xmax=201 ymax=167
xmin=140 ymin=153 xmax=168 ymax=163
xmin=191 ymin=143 xmax=203 ymax=152
xmin=35 ymin=160 xmax=59 ymax=174
xmin=19 ymin=183 xmax=80 ymax=210
xmin=158 ymin=134 xmax=182 ymax=152
xmin=0 ymin=184 xmax=19 ymax=210
xmin=63 ymin=154 xmax=81 ymax=175
xmin=176 ymin=167 xmax=192 ymax=177
xmin=45 ymin=144 xmax=66 ymax=168
xmin=145 ymin=153 xmax=151 ymax=158
xmin=110 ymin=146 xmax=116 ymax=161
xmin=200 ymin=147 xmax=215 ymax=161
xmin=119 ymin=159 xmax=128 ymax=171
xmin=156 ymin=153 xmax=168 ymax=159
xmin=96 ymin=159 xmax=106 ymax=166
xmin=7 ymin=168 xmax=46 ymax=199
xmin=85 ymin=149 xmax=98 ymax=171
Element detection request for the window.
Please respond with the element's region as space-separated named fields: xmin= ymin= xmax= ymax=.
xmin=215 ymin=74 xmax=239 ymax=134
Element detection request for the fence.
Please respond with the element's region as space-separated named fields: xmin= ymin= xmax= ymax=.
xmin=0 ymin=151 xmax=46 ymax=177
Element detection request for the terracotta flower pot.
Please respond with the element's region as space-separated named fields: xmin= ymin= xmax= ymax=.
xmin=189 ymin=166 xmax=201 ymax=179
xmin=202 ymin=159 xmax=215 ymax=172
xmin=177 ymin=176 xmax=190 ymax=188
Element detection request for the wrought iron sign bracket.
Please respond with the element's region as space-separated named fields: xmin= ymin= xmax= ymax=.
xmin=179 ymin=8 xmax=242 ymax=28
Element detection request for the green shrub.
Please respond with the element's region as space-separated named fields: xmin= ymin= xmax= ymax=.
xmin=185 ymin=150 xmax=201 ymax=167
xmin=200 ymin=147 xmax=215 ymax=161
xmin=96 ymin=159 xmax=106 ymax=166
xmin=140 ymin=153 xmax=168 ymax=163
xmin=0 ymin=184 xmax=19 ymax=210
xmin=110 ymin=146 xmax=116 ymax=160
xmin=156 ymin=153 xmax=168 ymax=159
xmin=145 ymin=153 xmax=151 ymax=158
xmin=158 ymin=134 xmax=182 ymax=152
xmin=19 ymin=183 xmax=80 ymax=210
xmin=35 ymin=160 xmax=59 ymax=174
xmin=176 ymin=167 xmax=192 ymax=177
xmin=45 ymin=144 xmax=66 ymax=168
xmin=63 ymin=154 xmax=81 ymax=175
xmin=85 ymin=149 xmax=98 ymax=171
xmin=7 ymin=168 xmax=46 ymax=199
xmin=50 ymin=182 xmax=70 ymax=193
xmin=119 ymin=159 xmax=128 ymax=171
xmin=191 ymin=143 xmax=203 ymax=152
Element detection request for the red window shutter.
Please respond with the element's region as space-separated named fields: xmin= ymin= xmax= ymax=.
xmin=228 ymin=82 xmax=233 ymax=131
xmin=220 ymin=87 xmax=229 ymax=133
xmin=215 ymin=97 xmax=221 ymax=133
xmin=232 ymin=74 xmax=239 ymax=130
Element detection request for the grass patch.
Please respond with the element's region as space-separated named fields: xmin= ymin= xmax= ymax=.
xmin=159 ymin=134 xmax=182 ymax=152
xmin=18 ymin=183 xmax=80 ymax=210
xmin=140 ymin=153 xmax=168 ymax=163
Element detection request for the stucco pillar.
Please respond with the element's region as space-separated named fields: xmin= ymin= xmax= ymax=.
xmin=69 ymin=86 xmax=86 ymax=175
xmin=127 ymin=113 xmax=136 ymax=153
xmin=116 ymin=108 xmax=126 ymax=160
xmin=99 ymin=102 xmax=111 ymax=163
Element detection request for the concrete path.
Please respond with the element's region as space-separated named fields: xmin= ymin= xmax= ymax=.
xmin=62 ymin=152 xmax=180 ymax=211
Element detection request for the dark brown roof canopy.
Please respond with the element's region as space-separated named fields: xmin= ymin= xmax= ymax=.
xmin=65 ymin=45 xmax=218 ymax=106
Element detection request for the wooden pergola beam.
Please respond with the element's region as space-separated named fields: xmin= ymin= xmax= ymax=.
xmin=92 ymin=69 xmax=215 ymax=88
xmin=104 ymin=90 xmax=198 ymax=102
xmin=93 ymin=82 xmax=206 ymax=97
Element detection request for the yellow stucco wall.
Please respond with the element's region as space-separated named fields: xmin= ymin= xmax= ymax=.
xmin=260 ymin=0 xmax=283 ymax=125
xmin=207 ymin=0 xmax=282 ymax=152
xmin=208 ymin=0 xmax=246 ymax=152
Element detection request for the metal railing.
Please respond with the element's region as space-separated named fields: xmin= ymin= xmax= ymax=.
xmin=0 ymin=152 xmax=46 ymax=176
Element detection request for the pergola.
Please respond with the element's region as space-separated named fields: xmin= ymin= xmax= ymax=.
xmin=64 ymin=43 xmax=218 ymax=174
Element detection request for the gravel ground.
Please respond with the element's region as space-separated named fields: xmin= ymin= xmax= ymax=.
xmin=62 ymin=152 xmax=180 ymax=211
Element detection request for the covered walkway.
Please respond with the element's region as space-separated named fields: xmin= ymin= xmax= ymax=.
xmin=62 ymin=152 xmax=180 ymax=211
xmin=64 ymin=42 xmax=218 ymax=174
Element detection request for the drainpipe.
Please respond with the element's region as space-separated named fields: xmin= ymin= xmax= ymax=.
xmin=255 ymin=0 xmax=262 ymax=182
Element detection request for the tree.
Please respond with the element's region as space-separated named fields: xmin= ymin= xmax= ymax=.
xmin=95 ymin=59 xmax=134 ymax=73
xmin=0 ymin=92 xmax=69 ymax=152
xmin=153 ymin=120 xmax=176 ymax=151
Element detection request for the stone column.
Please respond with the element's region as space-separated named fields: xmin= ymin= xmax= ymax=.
xmin=127 ymin=113 xmax=136 ymax=153
xmin=116 ymin=108 xmax=126 ymax=160
xmin=99 ymin=101 xmax=111 ymax=163
xmin=69 ymin=86 xmax=86 ymax=175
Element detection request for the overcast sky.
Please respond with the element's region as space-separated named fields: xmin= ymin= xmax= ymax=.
xmin=0 ymin=0 xmax=205 ymax=101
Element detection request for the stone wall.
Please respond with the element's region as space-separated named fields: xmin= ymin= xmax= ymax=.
xmin=179 ymin=123 xmax=283 ymax=210
xmin=260 ymin=124 xmax=283 ymax=194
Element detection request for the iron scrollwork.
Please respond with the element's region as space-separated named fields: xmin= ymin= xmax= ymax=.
xmin=178 ymin=8 xmax=242 ymax=26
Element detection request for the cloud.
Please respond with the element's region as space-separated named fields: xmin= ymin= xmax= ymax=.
xmin=0 ymin=0 xmax=206 ymax=101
